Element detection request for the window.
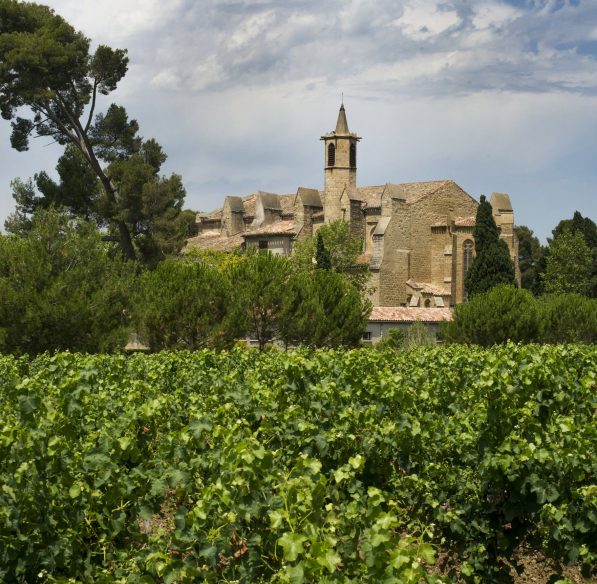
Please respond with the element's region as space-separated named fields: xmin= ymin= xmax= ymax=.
xmin=463 ymin=240 xmax=473 ymax=274
xmin=361 ymin=331 xmax=372 ymax=341
xmin=424 ymin=298 xmax=431 ymax=308
xmin=259 ymin=240 xmax=268 ymax=250
xmin=350 ymin=143 xmax=356 ymax=167
xmin=328 ymin=143 xmax=335 ymax=167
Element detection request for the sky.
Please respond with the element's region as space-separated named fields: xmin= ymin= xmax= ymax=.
xmin=1 ymin=0 xmax=596 ymax=242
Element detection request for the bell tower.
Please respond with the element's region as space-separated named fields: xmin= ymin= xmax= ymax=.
xmin=321 ymin=104 xmax=361 ymax=223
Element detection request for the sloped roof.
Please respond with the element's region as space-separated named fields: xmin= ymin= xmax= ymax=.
xmin=383 ymin=180 xmax=455 ymax=204
xmin=357 ymin=185 xmax=385 ymax=208
xmin=369 ymin=307 xmax=453 ymax=323
xmin=200 ymin=207 xmax=223 ymax=221
xmin=258 ymin=191 xmax=282 ymax=210
xmin=454 ymin=216 xmax=475 ymax=227
xmin=406 ymin=278 xmax=451 ymax=296
xmin=296 ymin=187 xmax=323 ymax=207
xmin=242 ymin=194 xmax=256 ymax=217
xmin=373 ymin=216 xmax=391 ymax=235
xmin=336 ymin=104 xmax=349 ymax=134
xmin=279 ymin=194 xmax=295 ymax=215
xmin=186 ymin=230 xmax=244 ymax=252
xmin=244 ymin=220 xmax=297 ymax=237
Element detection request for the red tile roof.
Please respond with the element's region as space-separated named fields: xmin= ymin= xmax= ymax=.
xmin=244 ymin=220 xmax=297 ymax=236
xmin=369 ymin=307 xmax=453 ymax=323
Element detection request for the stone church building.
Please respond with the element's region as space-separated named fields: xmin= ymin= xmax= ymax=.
xmin=187 ymin=105 xmax=518 ymax=308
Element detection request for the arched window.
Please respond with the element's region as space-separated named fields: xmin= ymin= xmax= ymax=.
xmin=463 ymin=240 xmax=473 ymax=274
xmin=328 ymin=143 xmax=335 ymax=167
xmin=424 ymin=298 xmax=431 ymax=308
xmin=350 ymin=143 xmax=356 ymax=167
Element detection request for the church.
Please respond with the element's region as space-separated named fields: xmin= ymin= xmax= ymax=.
xmin=187 ymin=104 xmax=519 ymax=310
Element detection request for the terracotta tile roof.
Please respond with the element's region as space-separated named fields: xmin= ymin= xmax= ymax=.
xmin=201 ymin=208 xmax=223 ymax=221
xmin=454 ymin=215 xmax=475 ymax=227
xmin=244 ymin=220 xmax=297 ymax=237
xmin=369 ymin=306 xmax=453 ymax=323
xmin=356 ymin=185 xmax=385 ymax=208
xmin=382 ymin=180 xmax=453 ymax=204
xmin=185 ymin=230 xmax=244 ymax=252
xmin=242 ymin=194 xmax=256 ymax=217
xmin=407 ymin=278 xmax=451 ymax=296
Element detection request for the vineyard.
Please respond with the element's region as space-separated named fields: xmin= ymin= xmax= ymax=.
xmin=1 ymin=344 xmax=596 ymax=583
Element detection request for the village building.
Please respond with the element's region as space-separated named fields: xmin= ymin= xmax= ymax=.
xmin=187 ymin=105 xmax=519 ymax=309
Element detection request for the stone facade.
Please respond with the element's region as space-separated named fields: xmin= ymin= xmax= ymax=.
xmin=186 ymin=105 xmax=519 ymax=307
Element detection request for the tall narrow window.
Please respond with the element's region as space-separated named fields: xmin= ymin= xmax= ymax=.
xmin=463 ymin=240 xmax=473 ymax=274
xmin=350 ymin=143 xmax=356 ymax=167
xmin=328 ymin=143 xmax=335 ymax=167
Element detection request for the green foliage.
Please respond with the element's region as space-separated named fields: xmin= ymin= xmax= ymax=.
xmin=4 ymin=145 xmax=102 ymax=234
xmin=0 ymin=345 xmax=596 ymax=582
xmin=228 ymin=249 xmax=291 ymax=351
xmin=543 ymin=228 xmax=593 ymax=296
xmin=292 ymin=221 xmax=369 ymax=291
xmin=315 ymin=231 xmax=332 ymax=270
xmin=538 ymin=294 xmax=597 ymax=343
xmin=465 ymin=196 xmax=516 ymax=297
xmin=515 ymin=225 xmax=545 ymax=295
xmin=376 ymin=323 xmax=436 ymax=351
xmin=550 ymin=211 xmax=597 ymax=297
xmin=0 ymin=208 xmax=135 ymax=354
xmin=279 ymin=269 xmax=370 ymax=348
xmin=0 ymin=1 xmax=188 ymax=262
xmin=135 ymin=259 xmax=233 ymax=351
xmin=442 ymin=285 xmax=539 ymax=345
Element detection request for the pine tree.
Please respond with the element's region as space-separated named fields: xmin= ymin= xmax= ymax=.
xmin=315 ymin=231 xmax=332 ymax=270
xmin=465 ymin=195 xmax=516 ymax=297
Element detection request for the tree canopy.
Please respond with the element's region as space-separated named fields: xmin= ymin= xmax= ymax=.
xmin=0 ymin=207 xmax=134 ymax=354
xmin=292 ymin=221 xmax=369 ymax=291
xmin=542 ymin=228 xmax=593 ymax=296
xmin=465 ymin=195 xmax=516 ymax=297
xmin=0 ymin=1 xmax=189 ymax=263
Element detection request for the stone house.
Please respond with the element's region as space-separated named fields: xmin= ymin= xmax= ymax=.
xmin=187 ymin=105 xmax=519 ymax=308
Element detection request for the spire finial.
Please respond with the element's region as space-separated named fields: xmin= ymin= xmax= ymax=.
xmin=341 ymin=91 xmax=344 ymax=106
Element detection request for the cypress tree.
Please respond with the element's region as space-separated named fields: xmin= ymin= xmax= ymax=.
xmin=315 ymin=231 xmax=332 ymax=270
xmin=465 ymin=195 xmax=516 ymax=297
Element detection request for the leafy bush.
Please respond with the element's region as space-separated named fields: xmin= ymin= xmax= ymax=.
xmin=1 ymin=346 xmax=595 ymax=582
xmin=538 ymin=293 xmax=597 ymax=343
xmin=442 ymin=285 xmax=539 ymax=345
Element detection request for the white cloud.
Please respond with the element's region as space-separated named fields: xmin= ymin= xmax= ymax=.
xmin=471 ymin=1 xmax=521 ymax=30
xmin=393 ymin=0 xmax=461 ymax=40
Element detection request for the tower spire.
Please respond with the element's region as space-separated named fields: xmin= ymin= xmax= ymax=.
xmin=335 ymin=103 xmax=349 ymax=134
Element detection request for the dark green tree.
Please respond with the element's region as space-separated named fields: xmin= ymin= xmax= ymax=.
xmin=542 ymin=228 xmax=593 ymax=296
xmin=226 ymin=249 xmax=290 ymax=351
xmin=465 ymin=195 xmax=516 ymax=297
xmin=538 ymin=293 xmax=597 ymax=343
xmin=4 ymin=145 xmax=102 ymax=234
xmin=292 ymin=220 xmax=369 ymax=291
xmin=315 ymin=231 xmax=332 ymax=270
xmin=279 ymin=269 xmax=370 ymax=347
xmin=0 ymin=1 xmax=188 ymax=262
xmin=135 ymin=259 xmax=232 ymax=350
xmin=0 ymin=208 xmax=134 ymax=354
xmin=550 ymin=211 xmax=597 ymax=297
xmin=514 ymin=225 xmax=545 ymax=295
xmin=442 ymin=285 xmax=539 ymax=346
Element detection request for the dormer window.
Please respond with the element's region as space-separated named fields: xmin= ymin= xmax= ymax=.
xmin=328 ymin=143 xmax=335 ymax=167
xmin=350 ymin=143 xmax=356 ymax=167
